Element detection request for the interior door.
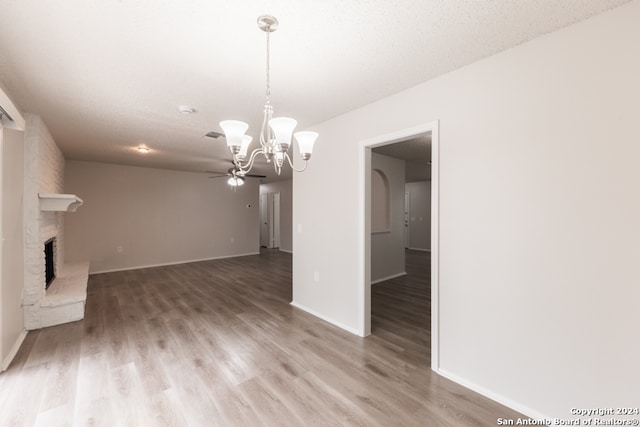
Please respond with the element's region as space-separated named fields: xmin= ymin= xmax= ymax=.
xmin=404 ymin=191 xmax=410 ymax=248
xmin=260 ymin=192 xmax=281 ymax=249
xmin=272 ymin=192 xmax=280 ymax=248
xmin=260 ymin=193 xmax=269 ymax=247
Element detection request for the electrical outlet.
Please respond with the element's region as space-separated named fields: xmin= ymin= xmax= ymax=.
xmin=117 ymin=246 xmax=123 ymax=253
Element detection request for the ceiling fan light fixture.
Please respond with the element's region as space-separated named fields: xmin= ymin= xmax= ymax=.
xmin=137 ymin=146 xmax=151 ymax=154
xmin=227 ymin=176 xmax=244 ymax=187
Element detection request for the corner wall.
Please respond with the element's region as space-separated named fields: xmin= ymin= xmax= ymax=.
xmin=1 ymin=126 xmax=25 ymax=370
xmin=64 ymin=161 xmax=260 ymax=273
xmin=371 ymin=153 xmax=405 ymax=282
xmin=293 ymin=1 xmax=640 ymax=420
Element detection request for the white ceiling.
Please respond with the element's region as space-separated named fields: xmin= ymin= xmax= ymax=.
xmin=373 ymin=135 xmax=431 ymax=182
xmin=0 ymin=0 xmax=629 ymax=182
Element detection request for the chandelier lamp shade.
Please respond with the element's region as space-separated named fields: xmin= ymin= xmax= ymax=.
xmin=219 ymin=15 xmax=318 ymax=177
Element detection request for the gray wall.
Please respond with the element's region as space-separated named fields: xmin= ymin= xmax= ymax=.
xmin=1 ymin=126 xmax=24 ymax=369
xmin=260 ymin=180 xmax=292 ymax=253
xmin=371 ymin=153 xmax=405 ymax=282
xmin=293 ymin=2 xmax=640 ymax=420
xmin=65 ymin=161 xmax=260 ymax=273
xmin=405 ymin=181 xmax=430 ymax=251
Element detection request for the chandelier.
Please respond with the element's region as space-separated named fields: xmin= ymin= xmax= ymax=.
xmin=219 ymin=15 xmax=318 ymax=179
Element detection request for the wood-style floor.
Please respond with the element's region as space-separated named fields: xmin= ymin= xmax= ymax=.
xmin=0 ymin=249 xmax=521 ymax=426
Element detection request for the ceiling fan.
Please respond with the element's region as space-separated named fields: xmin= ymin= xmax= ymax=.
xmin=206 ymin=162 xmax=266 ymax=187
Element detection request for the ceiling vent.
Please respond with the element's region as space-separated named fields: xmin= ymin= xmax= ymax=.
xmin=0 ymin=104 xmax=14 ymax=122
xmin=0 ymin=87 xmax=25 ymax=130
xmin=204 ymin=131 xmax=224 ymax=139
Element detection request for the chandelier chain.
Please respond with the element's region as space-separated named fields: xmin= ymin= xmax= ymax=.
xmin=265 ymin=28 xmax=271 ymax=102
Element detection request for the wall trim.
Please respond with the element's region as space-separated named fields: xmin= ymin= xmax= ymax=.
xmin=371 ymin=271 xmax=407 ymax=284
xmin=436 ymin=368 xmax=551 ymax=422
xmin=1 ymin=329 xmax=28 ymax=372
xmin=408 ymin=247 xmax=431 ymax=252
xmin=279 ymin=248 xmax=292 ymax=254
xmin=90 ymin=251 xmax=261 ymax=275
xmin=290 ymin=301 xmax=362 ymax=336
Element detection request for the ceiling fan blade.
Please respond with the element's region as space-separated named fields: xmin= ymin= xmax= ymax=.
xmin=205 ymin=170 xmax=231 ymax=176
xmin=206 ymin=167 xmax=265 ymax=179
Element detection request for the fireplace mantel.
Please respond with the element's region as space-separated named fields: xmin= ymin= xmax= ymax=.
xmin=38 ymin=193 xmax=83 ymax=212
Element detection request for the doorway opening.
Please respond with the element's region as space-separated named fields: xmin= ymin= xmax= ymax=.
xmin=260 ymin=191 xmax=281 ymax=249
xmin=359 ymin=121 xmax=439 ymax=370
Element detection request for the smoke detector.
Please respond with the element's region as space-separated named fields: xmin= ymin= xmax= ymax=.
xmin=178 ymin=105 xmax=196 ymax=115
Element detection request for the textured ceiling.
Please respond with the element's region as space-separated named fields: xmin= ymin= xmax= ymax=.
xmin=0 ymin=0 xmax=630 ymax=182
xmin=373 ymin=136 xmax=431 ymax=163
xmin=373 ymin=135 xmax=431 ymax=182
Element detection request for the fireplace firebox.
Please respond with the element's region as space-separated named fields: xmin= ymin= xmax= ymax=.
xmin=45 ymin=238 xmax=55 ymax=290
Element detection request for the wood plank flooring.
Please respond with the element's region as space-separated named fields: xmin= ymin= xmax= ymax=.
xmin=0 ymin=249 xmax=522 ymax=426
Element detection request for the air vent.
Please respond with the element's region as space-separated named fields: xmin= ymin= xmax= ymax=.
xmin=0 ymin=104 xmax=14 ymax=122
xmin=204 ymin=131 xmax=224 ymax=139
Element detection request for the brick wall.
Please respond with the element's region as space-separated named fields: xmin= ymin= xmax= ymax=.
xmin=23 ymin=114 xmax=66 ymax=329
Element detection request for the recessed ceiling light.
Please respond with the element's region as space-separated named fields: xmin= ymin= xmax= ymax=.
xmin=137 ymin=146 xmax=151 ymax=154
xmin=178 ymin=105 xmax=196 ymax=115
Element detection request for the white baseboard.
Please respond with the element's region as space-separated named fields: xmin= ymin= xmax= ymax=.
xmin=435 ymin=368 xmax=552 ymax=422
xmin=407 ymin=247 xmax=431 ymax=252
xmin=371 ymin=271 xmax=407 ymax=285
xmin=90 ymin=252 xmax=261 ymax=275
xmin=279 ymin=248 xmax=292 ymax=254
xmin=290 ymin=301 xmax=361 ymax=336
xmin=1 ymin=329 xmax=28 ymax=372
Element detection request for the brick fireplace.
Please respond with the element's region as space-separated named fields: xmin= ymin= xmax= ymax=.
xmin=23 ymin=114 xmax=88 ymax=330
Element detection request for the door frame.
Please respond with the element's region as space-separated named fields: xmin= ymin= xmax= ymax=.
xmin=358 ymin=120 xmax=440 ymax=371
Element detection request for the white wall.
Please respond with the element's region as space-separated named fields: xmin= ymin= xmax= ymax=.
xmin=370 ymin=169 xmax=389 ymax=233
xmin=1 ymin=126 xmax=25 ymax=370
xmin=65 ymin=161 xmax=260 ymax=273
xmin=260 ymin=180 xmax=292 ymax=253
xmin=405 ymin=181 xmax=430 ymax=251
xmin=371 ymin=153 xmax=405 ymax=282
xmin=293 ymin=1 xmax=640 ymax=420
